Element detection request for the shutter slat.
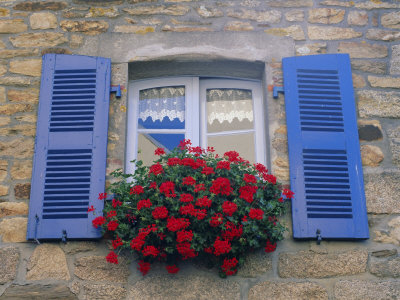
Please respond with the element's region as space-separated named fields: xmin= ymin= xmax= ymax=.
xmin=283 ymin=54 xmax=369 ymax=240
xmin=27 ymin=54 xmax=110 ymax=240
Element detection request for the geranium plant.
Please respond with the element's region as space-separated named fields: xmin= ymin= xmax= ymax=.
xmin=91 ymin=140 xmax=293 ymax=277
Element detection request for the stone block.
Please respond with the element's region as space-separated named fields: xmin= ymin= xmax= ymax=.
xmin=285 ymin=10 xmax=304 ymax=22
xmin=365 ymin=173 xmax=400 ymax=214
xmin=14 ymin=183 xmax=30 ymax=199
xmin=237 ymin=249 xmax=273 ymax=277
xmin=387 ymin=125 xmax=400 ymax=166
xmin=371 ymin=249 xmax=397 ymax=258
xmin=338 ymin=42 xmax=387 ymax=58
xmin=265 ymin=25 xmax=305 ymax=40
xmin=74 ymin=256 xmax=130 ymax=282
xmin=348 ymin=11 xmax=368 ymax=26
xmin=196 ymin=6 xmax=223 ymax=18
xmin=320 ymin=1 xmax=354 ymax=7
xmin=358 ymin=120 xmax=383 ymax=141
xmin=83 ymin=283 xmax=127 ymax=300
xmin=366 ymin=29 xmax=400 ymax=42
xmin=361 ymin=145 xmax=384 ymax=167
xmin=278 ymin=250 xmax=368 ymax=278
xmin=0 ymin=159 xmax=7 ymax=181
xmin=41 ymin=48 xmax=71 ymax=56
xmin=27 ymin=244 xmax=70 ymax=281
xmin=308 ymin=25 xmax=362 ymax=40
xmin=381 ymin=11 xmax=400 ymax=28
xmin=374 ymin=217 xmax=400 ymax=246
xmin=0 ymin=247 xmax=19 ymax=284
xmin=8 ymin=88 xmax=39 ymax=103
xmin=60 ymin=20 xmax=109 ymax=35
xmin=268 ymin=0 xmax=313 ymax=7
xmin=0 ymin=103 xmax=33 ymax=115
xmin=0 ymin=49 xmax=39 ymax=59
xmin=308 ymin=8 xmax=344 ymax=24
xmin=0 ymin=202 xmax=28 ymax=218
xmin=0 ymin=19 xmax=27 ymax=33
xmin=74 ymin=0 xmax=123 ymax=5
xmin=70 ymin=34 xmax=84 ymax=49
xmin=0 ymin=8 xmax=9 ymax=17
xmin=14 ymin=1 xmax=68 ymax=11
xmin=123 ymin=5 xmax=190 ymax=16
xmin=370 ymin=256 xmax=400 ymax=278
xmin=0 ymin=284 xmax=77 ymax=299
xmin=14 ymin=115 xmax=36 ymax=123
xmin=161 ymin=25 xmax=212 ymax=32
xmin=352 ymin=73 xmax=366 ymax=88
xmin=0 ymin=217 xmax=27 ymax=242
xmin=224 ymin=21 xmax=254 ymax=31
xmin=355 ymin=2 xmax=400 ymax=10
xmin=272 ymin=137 xmax=288 ymax=153
xmin=391 ymin=45 xmax=400 ymax=75
xmin=0 ymin=116 xmax=10 ymax=126
xmin=357 ymin=90 xmax=400 ymax=118
xmin=295 ymin=43 xmax=327 ymax=55
xmin=0 ymin=77 xmax=35 ymax=87
xmin=0 ymin=138 xmax=34 ymax=158
xmin=30 ymin=12 xmax=57 ymax=29
xmin=0 ymin=185 xmax=8 ymax=196
xmin=227 ymin=8 xmax=281 ymax=23
xmin=85 ymin=7 xmax=119 ymax=18
xmin=61 ymin=241 xmax=96 ymax=254
xmin=248 ymin=281 xmax=328 ymax=300
xmin=114 ymin=25 xmax=155 ymax=34
xmin=10 ymin=59 xmax=42 ymax=77
xmin=0 ymin=63 xmax=6 ymax=77
xmin=351 ymin=60 xmax=386 ymax=74
xmin=368 ymin=76 xmax=400 ymax=88
xmin=334 ymin=280 xmax=400 ymax=300
xmin=11 ymin=161 xmax=32 ymax=180
xmin=62 ymin=7 xmax=87 ymax=19
xmin=128 ymin=273 xmax=240 ymax=300
xmin=10 ymin=32 xmax=67 ymax=48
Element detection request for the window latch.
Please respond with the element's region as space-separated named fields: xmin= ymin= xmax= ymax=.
xmin=316 ymin=229 xmax=322 ymax=245
xmin=61 ymin=230 xmax=68 ymax=244
xmin=110 ymin=85 xmax=122 ymax=98
xmin=273 ymin=86 xmax=284 ymax=99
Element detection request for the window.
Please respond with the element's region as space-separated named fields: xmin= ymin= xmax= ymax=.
xmin=126 ymin=77 xmax=266 ymax=174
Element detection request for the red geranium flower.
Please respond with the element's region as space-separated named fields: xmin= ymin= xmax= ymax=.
xmin=201 ymin=166 xmax=215 ymax=175
xmin=107 ymin=220 xmax=119 ymax=231
xmin=159 ymin=181 xmax=176 ymax=198
xmin=167 ymin=157 xmax=181 ymax=166
xmin=149 ymin=163 xmax=164 ymax=176
xmin=138 ymin=260 xmax=151 ymax=275
xmin=210 ymin=213 xmax=223 ymax=227
xmin=98 ymin=192 xmax=107 ymax=200
xmin=195 ymin=196 xmax=212 ymax=208
xmin=87 ymin=205 xmax=95 ymax=212
xmin=112 ymin=236 xmax=123 ymax=249
xmin=243 ymin=173 xmax=257 ymax=184
xmin=216 ymin=161 xmax=230 ymax=170
xmin=92 ymin=216 xmax=106 ymax=228
xmin=106 ymin=251 xmax=118 ymax=264
xmin=222 ymin=201 xmax=237 ymax=216
xmin=166 ymin=265 xmax=179 ymax=274
xmin=137 ymin=199 xmax=152 ymax=210
xmin=221 ymin=257 xmax=238 ymax=276
xmin=167 ymin=216 xmax=190 ymax=232
xmin=249 ymin=208 xmax=264 ymax=220
xmin=263 ymin=174 xmax=277 ymax=184
xmin=142 ymin=245 xmax=159 ymax=257
xmin=239 ymin=185 xmax=258 ymax=203
xmin=224 ymin=151 xmax=240 ymax=162
xmin=282 ymin=188 xmax=294 ymax=199
xmin=154 ymin=147 xmax=165 ymax=155
xmin=107 ymin=210 xmax=117 ymax=218
xmin=213 ymin=237 xmax=231 ymax=256
xmin=176 ymin=230 xmax=193 ymax=243
xmin=149 ymin=182 xmax=157 ymax=189
xmin=152 ymin=206 xmax=168 ymax=219
xmin=112 ymin=198 xmax=122 ymax=208
xmin=182 ymin=176 xmax=196 ymax=186
xmin=180 ymin=193 xmax=194 ymax=203
xmin=265 ymin=240 xmax=277 ymax=253
xmin=209 ymin=177 xmax=232 ymax=196
xmin=130 ymin=185 xmax=144 ymax=195
xmin=194 ymin=183 xmax=206 ymax=192
xmin=179 ymin=203 xmax=196 ymax=216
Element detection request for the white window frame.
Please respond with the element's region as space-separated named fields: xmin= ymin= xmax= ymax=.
xmin=126 ymin=77 xmax=266 ymax=173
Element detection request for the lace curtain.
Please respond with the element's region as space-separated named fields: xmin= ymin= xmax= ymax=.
xmin=207 ymin=89 xmax=253 ymax=124
xmin=139 ymin=86 xmax=185 ymax=122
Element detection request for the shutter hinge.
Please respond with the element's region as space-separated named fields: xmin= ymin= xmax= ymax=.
xmin=316 ymin=229 xmax=322 ymax=245
xmin=110 ymin=85 xmax=121 ymax=98
xmin=34 ymin=214 xmax=40 ymax=245
xmin=61 ymin=230 xmax=67 ymax=244
xmin=273 ymin=86 xmax=284 ymax=99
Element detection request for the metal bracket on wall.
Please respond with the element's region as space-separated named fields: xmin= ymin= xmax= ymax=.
xmin=110 ymin=85 xmax=121 ymax=98
xmin=273 ymin=86 xmax=284 ymax=99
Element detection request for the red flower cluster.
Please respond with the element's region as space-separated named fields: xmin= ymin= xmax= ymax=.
xmin=149 ymin=182 xmax=157 ymax=189
xmin=149 ymin=163 xmax=164 ymax=176
xmin=224 ymin=151 xmax=240 ymax=162
xmin=92 ymin=216 xmax=106 ymax=228
xmin=130 ymin=185 xmax=144 ymax=195
xmin=107 ymin=220 xmax=119 ymax=231
xmin=194 ymin=183 xmax=206 ymax=192
xmin=154 ymin=147 xmax=165 ymax=155
xmin=167 ymin=216 xmax=190 ymax=232
xmin=282 ymin=188 xmax=294 ymax=199
xmin=87 ymin=205 xmax=95 ymax=212
xmin=264 ymin=240 xmax=277 ymax=253
xmin=152 ymin=206 xmax=168 ymax=219
xmin=209 ymin=177 xmax=232 ymax=196
xmin=182 ymin=176 xmax=196 ymax=186
xmin=201 ymin=166 xmax=215 ymax=175
xmin=222 ymin=201 xmax=238 ymax=216
xmin=196 ymin=196 xmax=212 ymax=208
xmin=176 ymin=230 xmax=193 ymax=243
xmin=239 ymin=185 xmax=258 ymax=203
xmin=221 ymin=257 xmax=238 ymax=276
xmin=137 ymin=199 xmax=152 ymax=210
xmin=112 ymin=236 xmax=123 ymax=249
xmin=213 ymin=237 xmax=231 ymax=256
xmin=107 ymin=210 xmax=117 ymax=218
xmin=243 ymin=174 xmax=257 ymax=184
xmin=249 ymin=208 xmax=264 ymax=220
xmin=142 ymin=245 xmax=159 ymax=257
xmin=112 ymin=198 xmax=122 ymax=208
xmin=167 ymin=157 xmax=181 ymax=166
xmin=216 ymin=161 xmax=230 ymax=170
xmin=263 ymin=174 xmax=277 ymax=184
xmin=176 ymin=242 xmax=197 ymax=260
xmin=179 ymin=193 xmax=194 ymax=203
xmin=98 ymin=192 xmax=107 ymax=200
xmin=221 ymin=222 xmax=243 ymax=241
xmin=209 ymin=213 xmax=223 ymax=227
xmin=106 ymin=251 xmax=118 ymax=264
xmin=166 ymin=265 xmax=179 ymax=274
xmin=159 ymin=181 xmax=176 ymax=198
xmin=138 ymin=260 xmax=151 ymax=275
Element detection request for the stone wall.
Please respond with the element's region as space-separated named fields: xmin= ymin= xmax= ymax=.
xmin=0 ymin=0 xmax=399 ymax=299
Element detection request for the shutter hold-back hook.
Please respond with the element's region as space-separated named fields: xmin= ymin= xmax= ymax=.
xmin=61 ymin=230 xmax=67 ymax=244
xmin=316 ymin=229 xmax=322 ymax=245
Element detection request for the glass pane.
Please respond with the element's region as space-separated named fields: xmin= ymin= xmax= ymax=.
xmin=139 ymin=86 xmax=185 ymax=130
xmin=138 ymin=133 xmax=185 ymax=166
xmin=207 ymin=88 xmax=254 ymax=133
xmin=208 ymin=133 xmax=255 ymax=164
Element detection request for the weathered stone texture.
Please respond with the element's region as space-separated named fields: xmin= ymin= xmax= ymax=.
xmin=334 ymin=280 xmax=400 ymax=300
xmin=391 ymin=45 xmax=400 ymax=75
xmin=30 ymin=12 xmax=57 ymax=29
xmin=348 ymin=10 xmax=368 ymax=26
xmin=248 ymin=282 xmax=328 ymax=300
xmin=0 ymin=49 xmax=39 ymax=59
xmin=10 ymin=59 xmax=42 ymax=77
xmin=0 ymin=104 xmax=33 ymax=115
xmin=296 ymin=43 xmax=327 ymax=56
xmin=351 ymin=60 xmax=386 ymax=74
xmin=0 ymin=159 xmax=6 ymax=181
xmin=366 ymin=29 xmax=400 ymax=42
xmin=0 ymin=19 xmax=27 ymax=33
xmin=272 ymin=137 xmax=288 ymax=153
xmin=10 ymin=32 xmax=67 ymax=48
xmin=355 ymin=2 xmax=400 ymax=10
xmin=308 ymin=8 xmax=344 ymax=24
xmin=0 ymin=247 xmax=19 ymax=284
xmin=74 ymin=0 xmax=122 ymax=5
xmin=365 ymin=173 xmax=400 ymax=214
xmin=14 ymin=1 xmax=68 ymax=11
xmin=62 ymin=7 xmax=87 ymax=19
xmin=0 ymin=202 xmax=28 ymax=218
xmin=0 ymin=77 xmax=36 ymax=87
xmin=238 ymin=250 xmax=272 ymax=277
xmin=14 ymin=183 xmax=30 ymax=199
xmin=85 ymin=7 xmax=119 ymax=18
xmin=0 ymin=116 xmax=9 ymax=126
xmin=196 ymin=6 xmax=223 ymax=18
xmin=381 ymin=11 xmax=400 ymax=29
xmin=352 ymin=73 xmax=366 ymax=88
xmin=123 ymin=5 xmax=190 ymax=16
xmin=320 ymin=1 xmax=354 ymax=7
xmin=371 ymin=249 xmax=398 ymax=258
xmin=265 ymin=25 xmax=305 ymax=40
xmin=388 ymin=126 xmax=400 ymax=166
xmin=358 ymin=120 xmax=383 ymax=141
xmin=268 ymin=0 xmax=313 ymax=7
xmin=0 ymin=139 xmax=34 ymax=159
xmin=8 ymin=88 xmax=39 ymax=104
xmin=70 ymin=34 xmax=84 ymax=49
xmin=114 ymin=25 xmax=155 ymax=34
xmin=27 ymin=244 xmax=70 ymax=281
xmin=374 ymin=217 xmax=400 ymax=246
xmin=361 ymin=145 xmax=384 ymax=167
xmin=0 ymin=185 xmax=8 ymax=196
xmin=278 ymin=250 xmax=368 ymax=278
xmin=83 ymin=283 xmax=127 ymax=300
xmin=61 ymin=241 xmax=96 ymax=254
xmin=338 ymin=42 xmax=387 ymax=58
xmin=15 ymin=115 xmax=37 ymax=123
xmin=227 ymin=8 xmax=281 ymax=23
xmin=224 ymin=21 xmax=254 ymax=31
xmin=10 ymin=161 xmax=32 ymax=180
xmin=0 ymin=284 xmax=77 ymax=300
xmin=128 ymin=274 xmax=241 ymax=300
xmin=0 ymin=8 xmax=9 ymax=17
xmin=368 ymin=76 xmax=400 ymax=89
xmin=285 ymin=10 xmax=304 ymax=22
xmin=357 ymin=90 xmax=400 ymax=118
xmin=308 ymin=26 xmax=362 ymax=40
xmin=60 ymin=21 xmax=109 ymax=35
xmin=162 ymin=25 xmax=212 ymax=32
xmin=370 ymin=256 xmax=400 ymax=278
xmin=74 ymin=256 xmax=129 ymax=282
xmin=0 ymin=217 xmax=27 ymax=242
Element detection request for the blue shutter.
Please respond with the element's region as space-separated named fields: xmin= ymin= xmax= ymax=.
xmin=27 ymin=54 xmax=111 ymax=240
xmin=282 ymin=54 xmax=369 ymax=240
